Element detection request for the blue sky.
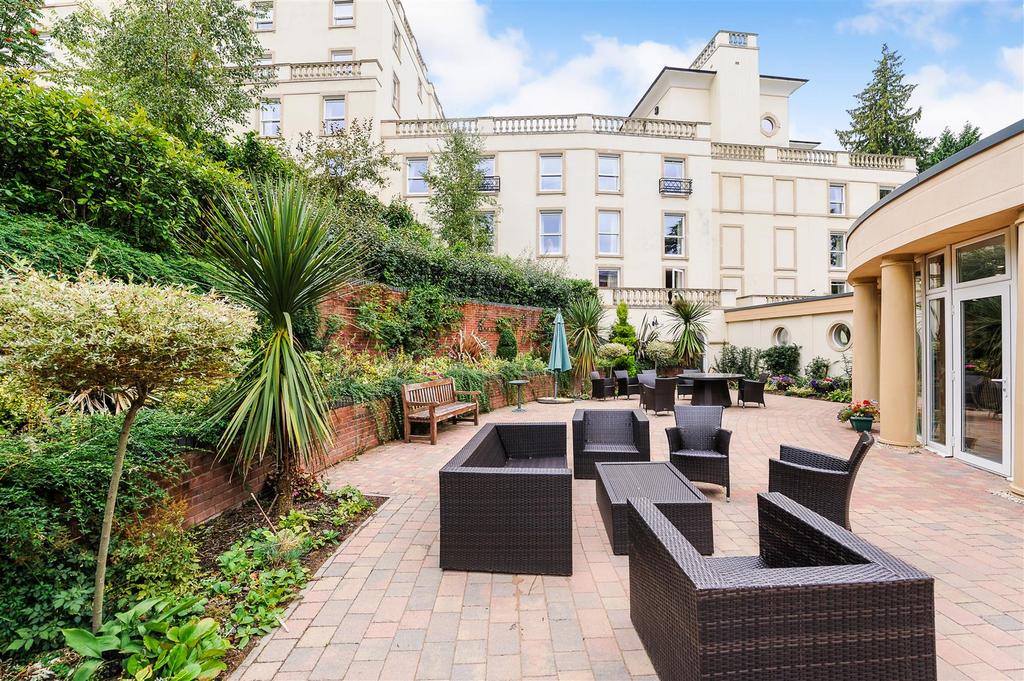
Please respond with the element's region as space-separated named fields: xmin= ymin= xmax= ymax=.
xmin=403 ymin=0 xmax=1024 ymax=147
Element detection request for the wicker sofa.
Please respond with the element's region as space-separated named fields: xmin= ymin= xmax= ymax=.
xmin=571 ymin=409 xmax=650 ymax=479
xmin=439 ymin=423 xmax=572 ymax=575
xmin=628 ymin=492 xmax=937 ymax=681
xmin=768 ymin=432 xmax=875 ymax=530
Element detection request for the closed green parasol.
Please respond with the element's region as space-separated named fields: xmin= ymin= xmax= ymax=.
xmin=547 ymin=308 xmax=572 ymax=399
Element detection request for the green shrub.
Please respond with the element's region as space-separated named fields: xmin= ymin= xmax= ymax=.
xmin=761 ymin=344 xmax=801 ymax=376
xmin=608 ymin=302 xmax=637 ymax=350
xmin=827 ymin=388 xmax=853 ymax=402
xmin=0 ymin=209 xmax=212 ymax=288
xmin=0 ymin=75 xmax=241 ymax=252
xmin=355 ymin=285 xmax=463 ymax=356
xmin=110 ymin=501 xmax=200 ymax=607
xmin=785 ymin=386 xmax=816 ymax=398
xmin=805 ymin=356 xmax=831 ymax=380
xmin=713 ymin=344 xmax=763 ymax=379
xmin=495 ymin=319 xmax=518 ymax=361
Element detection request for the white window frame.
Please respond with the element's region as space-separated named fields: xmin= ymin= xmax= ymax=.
xmin=663 ymin=212 xmax=686 ymax=257
xmin=830 ymin=279 xmax=850 ymax=295
xmin=256 ymin=53 xmax=273 ymax=66
xmin=664 ymin=268 xmax=686 ymax=289
xmin=393 ymin=22 xmax=402 ymax=60
xmin=829 ymin=231 xmax=846 ymax=270
xmin=597 ymin=154 xmax=620 ymax=193
xmin=323 ymin=97 xmax=345 ymax=135
xmin=332 ymin=0 xmax=354 ymax=27
xmin=597 ymin=267 xmax=621 ymax=289
xmin=879 ymin=184 xmax=895 ymax=200
xmin=253 ymin=1 xmax=274 ymax=30
xmin=479 ymin=211 xmax=495 ymax=251
xmin=406 ymin=157 xmax=428 ymax=195
xmin=391 ymin=72 xmax=400 ymax=114
xmin=829 ymin=183 xmax=846 ymax=215
xmin=539 ymin=210 xmax=564 ymax=256
xmin=417 ymin=79 xmax=423 ymax=102
xmin=539 ymin=154 xmax=563 ymax=192
xmin=330 ymin=49 xmax=353 ymax=62
xmin=259 ymin=99 xmax=281 ymax=137
xmin=597 ymin=210 xmax=621 ymax=256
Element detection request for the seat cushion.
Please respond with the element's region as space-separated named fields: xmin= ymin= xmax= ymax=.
xmin=583 ymin=443 xmax=640 ymax=455
xmin=671 ymin=449 xmax=725 ymax=460
xmin=505 ymin=456 xmax=566 ymax=469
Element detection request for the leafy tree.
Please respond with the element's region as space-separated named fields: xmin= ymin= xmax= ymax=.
xmin=294 ymin=119 xmax=399 ymax=197
xmin=644 ymin=341 xmax=676 ymax=371
xmin=0 ymin=0 xmax=47 ymax=69
xmin=608 ymin=302 xmax=637 ymax=350
xmin=918 ymin=122 xmax=982 ymax=172
xmin=836 ymin=44 xmax=932 ymax=161
xmin=667 ymin=298 xmax=710 ymax=368
xmin=53 ymin=0 xmax=270 ymax=142
xmin=0 ymin=266 xmax=254 ymax=632
xmin=423 ymin=128 xmax=497 ymax=250
xmin=200 ymin=177 xmax=365 ymax=516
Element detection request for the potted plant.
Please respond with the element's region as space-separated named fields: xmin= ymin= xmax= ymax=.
xmin=837 ymin=400 xmax=879 ymax=432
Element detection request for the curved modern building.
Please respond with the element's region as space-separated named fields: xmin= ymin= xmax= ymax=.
xmin=847 ymin=120 xmax=1023 ymax=493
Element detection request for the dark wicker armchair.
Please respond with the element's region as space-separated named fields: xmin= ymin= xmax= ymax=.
xmin=571 ymin=409 xmax=650 ymax=479
xmin=439 ymin=423 xmax=572 ymax=575
xmin=666 ymin=405 xmax=731 ymax=498
xmin=590 ymin=371 xmax=615 ymax=400
xmin=677 ymin=368 xmax=700 ymax=399
xmin=767 ymin=432 xmax=875 ymax=530
xmin=737 ymin=372 xmax=768 ymax=408
xmin=628 ymin=492 xmax=936 ymax=681
xmin=613 ymin=370 xmax=640 ymax=399
xmin=640 ymin=376 xmax=676 ymax=414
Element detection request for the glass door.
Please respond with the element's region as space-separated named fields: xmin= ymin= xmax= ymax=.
xmin=952 ymin=282 xmax=1011 ymax=475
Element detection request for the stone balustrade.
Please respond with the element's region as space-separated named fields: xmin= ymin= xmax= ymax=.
xmin=714 ymin=143 xmax=912 ymax=169
xmin=778 ymin=147 xmax=837 ymax=165
xmin=386 ymin=114 xmax=704 ymax=140
xmin=712 ymin=143 xmax=765 ymax=161
xmin=604 ymin=287 xmax=724 ymax=309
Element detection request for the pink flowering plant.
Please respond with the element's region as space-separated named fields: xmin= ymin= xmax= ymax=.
xmin=837 ymin=400 xmax=879 ymax=423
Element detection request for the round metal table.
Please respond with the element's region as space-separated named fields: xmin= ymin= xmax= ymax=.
xmin=509 ymin=380 xmax=529 ymax=412
xmin=679 ymin=373 xmax=744 ymax=407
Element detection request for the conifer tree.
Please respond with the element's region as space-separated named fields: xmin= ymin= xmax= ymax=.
xmin=918 ymin=122 xmax=982 ymax=171
xmin=836 ymin=44 xmax=932 ymax=163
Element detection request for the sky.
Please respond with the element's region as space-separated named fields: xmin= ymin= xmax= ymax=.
xmin=402 ymin=0 xmax=1024 ymax=148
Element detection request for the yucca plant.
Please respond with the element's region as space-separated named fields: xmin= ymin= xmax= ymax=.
xmin=667 ymin=298 xmax=710 ymax=368
xmin=563 ymin=295 xmax=605 ymax=383
xmin=201 ymin=177 xmax=364 ymax=514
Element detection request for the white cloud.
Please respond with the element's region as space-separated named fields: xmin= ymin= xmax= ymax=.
xmin=402 ymin=0 xmax=698 ymax=116
xmin=909 ymin=54 xmax=1024 ymax=139
xmin=837 ymin=0 xmax=965 ymax=51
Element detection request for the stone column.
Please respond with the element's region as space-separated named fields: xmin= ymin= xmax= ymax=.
xmin=1011 ymin=213 xmax=1024 ymax=496
xmin=878 ymin=256 xmax=918 ymax=446
xmin=851 ymin=278 xmax=880 ymax=402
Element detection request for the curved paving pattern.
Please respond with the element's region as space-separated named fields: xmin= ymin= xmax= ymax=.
xmin=232 ymin=393 xmax=1024 ymax=681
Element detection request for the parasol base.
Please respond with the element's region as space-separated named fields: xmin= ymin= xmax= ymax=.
xmin=536 ymin=397 xmax=574 ymax=404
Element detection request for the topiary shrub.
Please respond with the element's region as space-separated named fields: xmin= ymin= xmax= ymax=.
xmin=644 ymin=341 xmax=676 ymax=371
xmin=761 ymin=344 xmax=801 ymax=376
xmin=608 ymin=302 xmax=637 ymax=350
xmin=495 ymin=319 xmax=518 ymax=360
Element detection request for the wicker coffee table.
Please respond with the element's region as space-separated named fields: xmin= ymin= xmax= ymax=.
xmin=595 ymin=462 xmax=713 ymax=556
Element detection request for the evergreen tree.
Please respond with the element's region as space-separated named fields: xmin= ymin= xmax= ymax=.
xmin=0 ymin=0 xmax=47 ymax=69
xmin=422 ymin=128 xmax=497 ymax=250
xmin=918 ymin=122 xmax=982 ymax=172
xmin=836 ymin=44 xmax=932 ymax=163
xmin=608 ymin=302 xmax=637 ymax=350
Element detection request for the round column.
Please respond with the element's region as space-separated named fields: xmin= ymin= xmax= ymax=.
xmin=878 ymin=256 xmax=918 ymax=446
xmin=851 ymin=278 xmax=880 ymax=402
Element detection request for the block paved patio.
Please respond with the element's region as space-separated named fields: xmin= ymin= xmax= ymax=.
xmin=231 ymin=393 xmax=1024 ymax=681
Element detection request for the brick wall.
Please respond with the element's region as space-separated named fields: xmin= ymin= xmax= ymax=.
xmin=169 ymin=373 xmax=551 ymax=525
xmin=319 ymin=285 xmax=544 ymax=356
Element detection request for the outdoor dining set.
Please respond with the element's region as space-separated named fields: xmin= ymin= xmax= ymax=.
xmin=591 ymin=368 xmax=768 ymax=412
xmin=437 ymin=405 xmax=938 ymax=680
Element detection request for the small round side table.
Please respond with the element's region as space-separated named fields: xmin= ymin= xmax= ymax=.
xmin=509 ymin=380 xmax=529 ymax=412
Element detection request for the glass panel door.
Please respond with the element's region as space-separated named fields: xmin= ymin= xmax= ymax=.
xmin=953 ymin=283 xmax=1010 ymax=475
xmin=926 ymin=298 xmax=947 ymax=447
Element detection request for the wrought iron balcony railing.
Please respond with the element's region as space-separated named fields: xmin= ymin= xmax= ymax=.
xmin=479 ymin=176 xmax=500 ymax=192
xmin=659 ymin=178 xmax=693 ymax=196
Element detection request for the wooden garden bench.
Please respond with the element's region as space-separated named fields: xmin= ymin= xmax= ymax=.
xmin=401 ymin=378 xmax=480 ymax=445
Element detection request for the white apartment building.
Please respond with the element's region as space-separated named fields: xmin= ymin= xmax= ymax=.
xmin=41 ymin=3 xmax=917 ymax=368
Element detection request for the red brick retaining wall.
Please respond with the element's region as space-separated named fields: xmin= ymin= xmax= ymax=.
xmin=320 ymin=285 xmax=544 ymax=356
xmin=171 ymin=373 xmax=552 ymax=525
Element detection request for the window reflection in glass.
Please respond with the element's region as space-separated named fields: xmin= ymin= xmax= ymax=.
xmin=960 ymin=295 xmax=1003 ymax=461
xmin=928 ymin=298 xmax=946 ymax=445
xmin=956 ymin=235 xmax=1006 ymax=283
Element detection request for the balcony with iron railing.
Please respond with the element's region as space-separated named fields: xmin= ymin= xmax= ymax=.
xmin=659 ymin=178 xmax=693 ymax=196
xmin=479 ymin=176 xmax=500 ymax=192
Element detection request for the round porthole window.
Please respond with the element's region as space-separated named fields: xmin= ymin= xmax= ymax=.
xmin=828 ymin=322 xmax=852 ymax=351
xmin=771 ymin=326 xmax=790 ymax=346
xmin=760 ymin=115 xmax=777 ymax=137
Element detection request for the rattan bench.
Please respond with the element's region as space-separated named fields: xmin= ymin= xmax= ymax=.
xmin=401 ymin=378 xmax=480 ymax=445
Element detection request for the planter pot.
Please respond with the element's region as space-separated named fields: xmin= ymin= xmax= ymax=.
xmin=849 ymin=415 xmax=874 ymax=433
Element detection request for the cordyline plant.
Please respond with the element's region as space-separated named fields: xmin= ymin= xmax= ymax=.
xmin=667 ymin=297 xmax=710 ymax=368
xmin=199 ymin=176 xmax=365 ymax=517
xmin=0 ymin=266 xmax=255 ymax=632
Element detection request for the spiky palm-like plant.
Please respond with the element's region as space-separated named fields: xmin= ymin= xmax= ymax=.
xmin=202 ymin=177 xmax=364 ymax=513
xmin=667 ymin=298 xmax=710 ymax=369
xmin=563 ymin=295 xmax=605 ymax=382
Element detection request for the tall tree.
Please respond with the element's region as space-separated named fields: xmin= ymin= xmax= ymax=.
xmin=53 ymin=0 xmax=270 ymax=142
xmin=423 ymin=128 xmax=498 ymax=250
xmin=918 ymin=122 xmax=982 ymax=172
xmin=0 ymin=0 xmax=47 ymax=69
xmin=201 ymin=177 xmax=365 ymax=515
xmin=836 ymin=44 xmax=932 ymax=162
xmin=294 ymin=119 xmax=399 ymax=197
